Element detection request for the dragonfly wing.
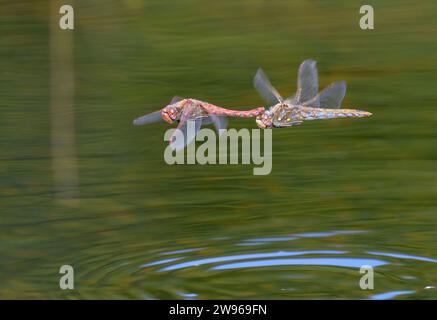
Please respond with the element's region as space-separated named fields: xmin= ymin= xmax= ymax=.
xmin=209 ymin=115 xmax=228 ymax=133
xmin=133 ymin=96 xmax=183 ymax=125
xmin=169 ymin=104 xmax=203 ymax=151
xmin=169 ymin=119 xmax=202 ymax=151
xmin=254 ymin=68 xmax=283 ymax=105
xmin=170 ymin=95 xmax=184 ymax=104
xmin=289 ymin=59 xmax=318 ymax=104
xmin=133 ymin=110 xmax=162 ymax=125
xmin=318 ymin=81 xmax=346 ymax=108
xmin=304 ymin=81 xmax=346 ymax=108
xmin=284 ymin=94 xmax=296 ymax=104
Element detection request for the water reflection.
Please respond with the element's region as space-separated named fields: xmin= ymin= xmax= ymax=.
xmin=138 ymin=230 xmax=437 ymax=299
xmin=369 ymin=291 xmax=415 ymax=300
xmin=240 ymin=236 xmax=298 ymax=244
xmin=293 ymin=230 xmax=367 ymax=238
xmin=211 ymin=257 xmax=387 ymax=270
xmin=2 ymin=0 xmax=437 ymax=300
xmin=367 ymin=251 xmax=437 ymax=264
xmin=177 ymin=292 xmax=198 ymax=300
xmin=160 ymin=248 xmax=204 ymax=255
xmin=140 ymin=257 xmax=184 ymax=268
xmin=239 ymin=230 xmax=367 ymax=245
xmin=153 ymin=250 xmax=347 ymax=272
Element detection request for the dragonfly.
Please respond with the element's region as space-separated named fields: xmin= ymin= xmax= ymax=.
xmin=133 ymin=96 xmax=265 ymax=151
xmin=253 ymin=59 xmax=372 ymax=128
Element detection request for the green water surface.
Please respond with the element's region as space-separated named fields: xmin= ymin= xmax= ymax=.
xmin=1 ymin=0 xmax=437 ymax=299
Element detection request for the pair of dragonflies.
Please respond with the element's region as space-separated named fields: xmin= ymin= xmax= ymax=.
xmin=133 ymin=59 xmax=372 ymax=150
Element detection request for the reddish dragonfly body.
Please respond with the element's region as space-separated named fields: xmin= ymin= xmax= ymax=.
xmin=133 ymin=97 xmax=264 ymax=150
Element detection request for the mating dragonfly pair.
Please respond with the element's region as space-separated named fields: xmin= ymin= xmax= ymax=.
xmin=133 ymin=59 xmax=372 ymax=150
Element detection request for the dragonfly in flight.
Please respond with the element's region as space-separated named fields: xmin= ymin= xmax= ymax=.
xmin=254 ymin=59 xmax=372 ymax=129
xmin=133 ymin=96 xmax=264 ymax=151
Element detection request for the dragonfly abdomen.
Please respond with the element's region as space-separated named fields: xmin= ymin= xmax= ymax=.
xmin=299 ymin=107 xmax=372 ymax=120
xmin=207 ymin=105 xmax=265 ymax=118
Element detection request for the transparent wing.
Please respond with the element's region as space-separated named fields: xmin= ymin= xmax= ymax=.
xmin=133 ymin=96 xmax=183 ymax=126
xmin=254 ymin=68 xmax=283 ymax=105
xmin=208 ymin=115 xmax=228 ymax=132
xmin=287 ymin=59 xmax=318 ymax=104
xmin=170 ymin=95 xmax=184 ymax=104
xmin=132 ymin=110 xmax=162 ymax=125
xmin=318 ymin=81 xmax=346 ymax=108
xmin=169 ymin=119 xmax=202 ymax=152
xmin=304 ymin=81 xmax=346 ymax=108
xmin=169 ymin=104 xmax=203 ymax=151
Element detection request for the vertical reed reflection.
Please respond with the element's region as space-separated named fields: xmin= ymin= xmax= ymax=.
xmin=49 ymin=0 xmax=78 ymax=200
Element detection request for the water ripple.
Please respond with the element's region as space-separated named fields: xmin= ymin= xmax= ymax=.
xmin=210 ymin=258 xmax=388 ymax=270
xmin=239 ymin=230 xmax=367 ymax=245
xmin=151 ymin=250 xmax=346 ymax=272
xmin=367 ymin=251 xmax=437 ymax=263
xmin=160 ymin=248 xmax=204 ymax=255
xmin=369 ymin=290 xmax=415 ymax=300
xmin=140 ymin=257 xmax=184 ymax=268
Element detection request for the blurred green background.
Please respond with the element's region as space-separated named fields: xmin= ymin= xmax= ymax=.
xmin=1 ymin=0 xmax=436 ymax=299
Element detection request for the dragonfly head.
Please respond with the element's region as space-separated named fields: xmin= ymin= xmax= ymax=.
xmin=162 ymin=105 xmax=178 ymax=123
xmin=256 ymin=110 xmax=273 ymax=129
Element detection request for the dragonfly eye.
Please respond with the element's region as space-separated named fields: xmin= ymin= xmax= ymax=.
xmin=162 ymin=110 xmax=173 ymax=123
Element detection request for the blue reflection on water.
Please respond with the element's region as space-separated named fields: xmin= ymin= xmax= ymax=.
xmin=210 ymin=258 xmax=388 ymax=270
xmin=367 ymin=251 xmax=437 ymax=263
xmin=178 ymin=292 xmax=198 ymax=300
xmin=294 ymin=230 xmax=367 ymax=238
xmin=140 ymin=257 xmax=184 ymax=268
xmin=153 ymin=250 xmax=346 ymax=272
xmin=369 ymin=290 xmax=415 ymax=300
xmin=236 ymin=241 xmax=268 ymax=246
xmin=160 ymin=248 xmax=204 ymax=255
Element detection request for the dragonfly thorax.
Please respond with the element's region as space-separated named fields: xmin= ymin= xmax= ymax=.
xmin=255 ymin=109 xmax=274 ymax=128
xmin=271 ymin=103 xmax=297 ymax=127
